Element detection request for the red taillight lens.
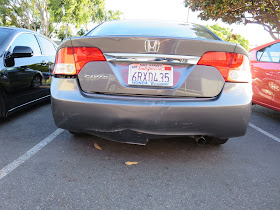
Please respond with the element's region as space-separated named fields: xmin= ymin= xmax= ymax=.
xmin=53 ymin=47 xmax=76 ymax=75
xmin=197 ymin=52 xmax=251 ymax=83
xmin=53 ymin=47 xmax=106 ymax=75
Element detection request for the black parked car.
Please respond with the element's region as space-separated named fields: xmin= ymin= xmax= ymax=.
xmin=0 ymin=27 xmax=57 ymax=117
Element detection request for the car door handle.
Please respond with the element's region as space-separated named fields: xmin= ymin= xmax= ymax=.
xmin=41 ymin=60 xmax=48 ymax=66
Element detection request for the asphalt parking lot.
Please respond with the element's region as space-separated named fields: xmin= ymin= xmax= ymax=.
xmin=0 ymin=102 xmax=279 ymax=209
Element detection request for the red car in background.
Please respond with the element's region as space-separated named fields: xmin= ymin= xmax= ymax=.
xmin=249 ymin=39 xmax=280 ymax=112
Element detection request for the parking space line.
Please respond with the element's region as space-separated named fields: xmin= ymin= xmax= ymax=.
xmin=249 ymin=123 xmax=280 ymax=143
xmin=0 ymin=128 xmax=64 ymax=180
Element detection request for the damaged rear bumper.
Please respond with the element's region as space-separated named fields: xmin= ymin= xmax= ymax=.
xmin=51 ymin=78 xmax=252 ymax=144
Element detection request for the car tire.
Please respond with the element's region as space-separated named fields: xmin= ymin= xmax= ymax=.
xmin=206 ymin=137 xmax=229 ymax=145
xmin=0 ymin=89 xmax=7 ymax=118
xmin=30 ymin=75 xmax=42 ymax=89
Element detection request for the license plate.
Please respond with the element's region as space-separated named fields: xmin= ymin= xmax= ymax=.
xmin=128 ymin=64 xmax=173 ymax=87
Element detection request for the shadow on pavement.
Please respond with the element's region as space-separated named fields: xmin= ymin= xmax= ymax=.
xmin=61 ymin=131 xmax=228 ymax=166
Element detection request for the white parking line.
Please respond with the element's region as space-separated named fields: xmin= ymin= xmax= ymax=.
xmin=249 ymin=123 xmax=280 ymax=143
xmin=0 ymin=128 xmax=64 ymax=180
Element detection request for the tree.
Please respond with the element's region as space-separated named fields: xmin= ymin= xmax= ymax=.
xmin=185 ymin=0 xmax=280 ymax=40
xmin=0 ymin=0 xmax=121 ymax=38
xmin=0 ymin=0 xmax=53 ymax=37
xmin=55 ymin=25 xmax=73 ymax=40
xmin=92 ymin=0 xmax=122 ymax=24
xmin=49 ymin=0 xmax=92 ymax=33
xmin=77 ymin=28 xmax=87 ymax=36
xmin=49 ymin=0 xmax=122 ymax=39
xmin=207 ymin=24 xmax=250 ymax=50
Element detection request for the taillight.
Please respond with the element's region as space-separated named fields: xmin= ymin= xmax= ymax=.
xmin=197 ymin=52 xmax=251 ymax=83
xmin=53 ymin=47 xmax=106 ymax=75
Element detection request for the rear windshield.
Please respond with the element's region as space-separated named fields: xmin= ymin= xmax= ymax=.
xmin=0 ymin=28 xmax=13 ymax=47
xmin=87 ymin=21 xmax=219 ymax=40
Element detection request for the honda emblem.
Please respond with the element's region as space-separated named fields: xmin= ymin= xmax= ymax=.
xmin=145 ymin=40 xmax=160 ymax=52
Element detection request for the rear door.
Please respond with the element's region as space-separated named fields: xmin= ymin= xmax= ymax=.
xmin=268 ymin=42 xmax=280 ymax=110
xmin=36 ymin=35 xmax=57 ymax=84
xmin=272 ymin=65 xmax=280 ymax=110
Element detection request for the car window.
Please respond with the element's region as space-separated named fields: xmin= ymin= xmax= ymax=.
xmin=0 ymin=28 xmax=13 ymax=48
xmin=37 ymin=36 xmax=57 ymax=55
xmin=10 ymin=33 xmax=41 ymax=56
xmin=87 ymin=21 xmax=218 ymax=40
xmin=257 ymin=42 xmax=280 ymax=63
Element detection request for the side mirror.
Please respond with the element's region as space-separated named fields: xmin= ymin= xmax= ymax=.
xmin=4 ymin=46 xmax=34 ymax=67
xmin=12 ymin=46 xmax=33 ymax=58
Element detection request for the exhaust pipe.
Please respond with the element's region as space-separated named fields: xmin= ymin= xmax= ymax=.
xmin=192 ymin=136 xmax=206 ymax=146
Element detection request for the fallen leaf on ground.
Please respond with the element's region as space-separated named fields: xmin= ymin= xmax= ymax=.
xmin=125 ymin=161 xmax=139 ymax=166
xmin=94 ymin=142 xmax=102 ymax=150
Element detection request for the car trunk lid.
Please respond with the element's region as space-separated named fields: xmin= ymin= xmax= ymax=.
xmin=70 ymin=36 xmax=236 ymax=97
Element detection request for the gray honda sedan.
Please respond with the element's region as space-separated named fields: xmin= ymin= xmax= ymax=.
xmin=51 ymin=20 xmax=252 ymax=145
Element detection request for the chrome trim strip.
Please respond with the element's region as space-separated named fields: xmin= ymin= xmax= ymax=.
xmin=83 ymin=91 xmax=216 ymax=101
xmin=104 ymin=53 xmax=200 ymax=65
xmin=8 ymin=95 xmax=50 ymax=113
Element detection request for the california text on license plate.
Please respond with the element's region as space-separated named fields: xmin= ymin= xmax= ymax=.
xmin=128 ymin=64 xmax=173 ymax=87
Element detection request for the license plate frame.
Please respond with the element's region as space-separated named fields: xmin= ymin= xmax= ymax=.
xmin=128 ymin=64 xmax=173 ymax=87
